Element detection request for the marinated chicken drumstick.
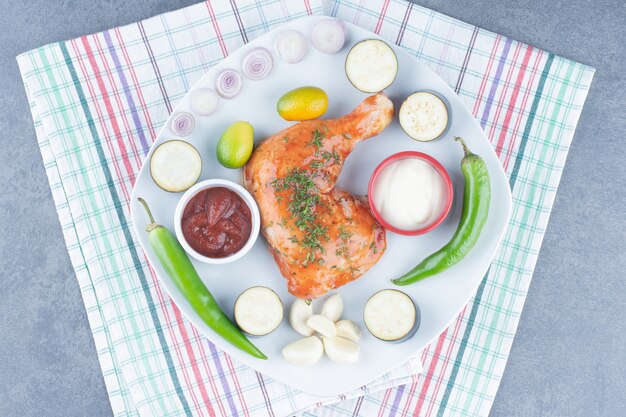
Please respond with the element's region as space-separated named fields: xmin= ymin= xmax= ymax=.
xmin=244 ymin=94 xmax=394 ymax=298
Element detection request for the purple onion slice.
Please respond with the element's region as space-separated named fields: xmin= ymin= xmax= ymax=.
xmin=216 ymin=69 xmax=243 ymax=99
xmin=170 ymin=112 xmax=195 ymax=137
xmin=242 ymin=47 xmax=274 ymax=81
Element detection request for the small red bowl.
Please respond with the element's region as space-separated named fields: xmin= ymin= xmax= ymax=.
xmin=367 ymin=151 xmax=454 ymax=236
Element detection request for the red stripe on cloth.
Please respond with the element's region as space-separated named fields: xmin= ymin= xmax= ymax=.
xmin=145 ymin=264 xmax=207 ymax=416
xmin=114 ymin=27 xmax=157 ymax=140
xmin=116 ymin=25 xmax=229 ymax=414
xmin=412 ymin=328 xmax=448 ymax=416
xmin=69 ymin=37 xmax=202 ymax=411
xmin=403 ymin=37 xmax=502 ymax=417
xmin=68 ymin=39 xmax=130 ymax=203
xmin=171 ymin=305 xmax=218 ymax=417
xmin=502 ymin=47 xmax=540 ymax=170
xmin=205 ymin=1 xmax=228 ymax=57
xmin=190 ymin=327 xmax=229 ymax=417
xmin=423 ymin=306 xmax=468 ymax=417
xmin=79 ymin=36 xmax=137 ymax=187
xmin=503 ymin=51 xmax=542 ymax=170
xmin=225 ymin=354 xmax=251 ymax=417
xmin=91 ymin=34 xmax=143 ymax=170
xmin=376 ymin=387 xmax=394 ymax=417
xmin=495 ymin=44 xmax=533 ymax=156
xmin=472 ymin=36 xmax=502 ymax=117
xmin=486 ymin=42 xmax=522 ymax=145
xmin=374 ymin=0 xmax=391 ymax=34
xmin=304 ymin=0 xmax=313 ymax=15
xmin=399 ymin=345 xmax=430 ymax=416
xmin=76 ymin=35 xmax=218 ymax=417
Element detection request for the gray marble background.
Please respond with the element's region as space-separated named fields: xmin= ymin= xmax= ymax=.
xmin=1 ymin=1 xmax=624 ymax=416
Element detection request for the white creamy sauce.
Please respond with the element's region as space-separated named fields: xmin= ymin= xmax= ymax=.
xmin=373 ymin=158 xmax=446 ymax=231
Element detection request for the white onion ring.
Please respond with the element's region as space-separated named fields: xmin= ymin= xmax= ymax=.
xmin=190 ymin=88 xmax=219 ymax=116
xmin=215 ymin=69 xmax=243 ymax=99
xmin=170 ymin=112 xmax=195 ymax=137
xmin=242 ymin=47 xmax=274 ymax=80
xmin=274 ymin=30 xmax=308 ymax=64
xmin=312 ymin=19 xmax=347 ymax=54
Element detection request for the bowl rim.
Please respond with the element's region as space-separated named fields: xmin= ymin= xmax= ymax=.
xmin=367 ymin=151 xmax=454 ymax=236
xmin=174 ymin=178 xmax=261 ymax=264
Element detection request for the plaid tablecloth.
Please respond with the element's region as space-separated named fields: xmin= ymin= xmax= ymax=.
xmin=17 ymin=0 xmax=594 ymax=416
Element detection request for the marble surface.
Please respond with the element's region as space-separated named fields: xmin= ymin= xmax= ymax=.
xmin=0 ymin=1 xmax=623 ymax=416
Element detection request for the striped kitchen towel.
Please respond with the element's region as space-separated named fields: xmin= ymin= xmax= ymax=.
xmin=17 ymin=0 xmax=594 ymax=416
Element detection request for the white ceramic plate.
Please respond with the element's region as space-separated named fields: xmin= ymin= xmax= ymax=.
xmin=130 ymin=16 xmax=512 ymax=397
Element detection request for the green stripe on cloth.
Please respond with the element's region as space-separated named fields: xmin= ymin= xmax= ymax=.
xmin=509 ymin=53 xmax=555 ymax=189
xmin=435 ymin=52 xmax=556 ymax=414
xmin=58 ymin=40 xmax=193 ymax=417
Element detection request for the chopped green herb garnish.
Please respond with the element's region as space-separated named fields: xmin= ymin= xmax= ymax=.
xmin=369 ymin=242 xmax=378 ymax=254
xmin=272 ymin=169 xmax=328 ymax=264
xmin=338 ymin=225 xmax=352 ymax=242
xmin=309 ymin=128 xmax=324 ymax=148
xmin=310 ymin=160 xmax=324 ymax=170
xmin=336 ymin=246 xmax=349 ymax=258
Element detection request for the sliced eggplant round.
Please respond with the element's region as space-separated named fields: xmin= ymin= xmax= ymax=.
xmin=363 ymin=289 xmax=419 ymax=342
xmin=149 ymin=140 xmax=202 ymax=192
xmin=234 ymin=286 xmax=283 ymax=336
xmin=399 ymin=91 xmax=450 ymax=142
xmin=345 ymin=39 xmax=398 ymax=93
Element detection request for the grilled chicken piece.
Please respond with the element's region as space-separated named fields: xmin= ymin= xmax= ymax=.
xmin=244 ymin=94 xmax=393 ymax=299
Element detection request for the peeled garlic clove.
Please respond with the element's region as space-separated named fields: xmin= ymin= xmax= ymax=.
xmin=306 ymin=314 xmax=337 ymax=339
xmin=335 ymin=320 xmax=361 ymax=342
xmin=323 ymin=336 xmax=360 ymax=364
xmin=282 ymin=336 xmax=323 ymax=365
xmin=321 ymin=294 xmax=344 ymax=322
xmin=289 ymin=299 xmax=314 ymax=336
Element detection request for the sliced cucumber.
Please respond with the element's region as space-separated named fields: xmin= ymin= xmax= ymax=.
xmin=234 ymin=286 xmax=283 ymax=336
xmin=149 ymin=140 xmax=202 ymax=192
xmin=345 ymin=39 xmax=398 ymax=93
xmin=363 ymin=289 xmax=419 ymax=342
xmin=399 ymin=91 xmax=450 ymax=142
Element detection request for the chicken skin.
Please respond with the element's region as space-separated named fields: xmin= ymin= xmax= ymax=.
xmin=243 ymin=94 xmax=393 ymax=298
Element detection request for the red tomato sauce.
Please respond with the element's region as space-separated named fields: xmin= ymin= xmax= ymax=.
xmin=182 ymin=187 xmax=252 ymax=258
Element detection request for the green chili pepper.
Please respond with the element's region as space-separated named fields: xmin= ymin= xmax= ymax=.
xmin=138 ymin=198 xmax=267 ymax=360
xmin=392 ymin=137 xmax=491 ymax=285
